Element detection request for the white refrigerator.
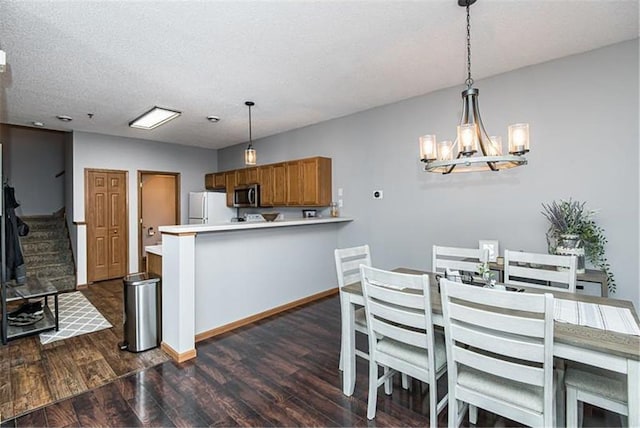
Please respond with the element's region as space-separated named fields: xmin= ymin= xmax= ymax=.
xmin=188 ymin=191 xmax=234 ymax=224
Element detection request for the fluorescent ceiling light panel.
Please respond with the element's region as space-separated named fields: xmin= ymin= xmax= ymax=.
xmin=129 ymin=106 xmax=181 ymax=130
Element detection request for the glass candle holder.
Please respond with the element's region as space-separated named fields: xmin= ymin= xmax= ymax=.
xmin=508 ymin=123 xmax=530 ymax=155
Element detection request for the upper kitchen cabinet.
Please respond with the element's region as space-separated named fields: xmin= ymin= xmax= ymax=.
xmin=287 ymin=157 xmax=331 ymax=206
xmin=225 ymin=171 xmax=237 ymax=207
xmin=236 ymin=167 xmax=258 ymax=186
xmin=208 ymin=156 xmax=331 ymax=208
xmin=205 ymin=172 xmax=226 ymax=190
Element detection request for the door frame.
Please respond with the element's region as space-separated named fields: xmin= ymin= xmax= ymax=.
xmin=84 ymin=168 xmax=129 ymax=283
xmin=137 ymin=171 xmax=181 ymax=271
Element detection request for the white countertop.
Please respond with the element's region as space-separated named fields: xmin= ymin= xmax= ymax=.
xmin=158 ymin=217 xmax=353 ymax=235
xmin=145 ymin=245 xmax=163 ymax=256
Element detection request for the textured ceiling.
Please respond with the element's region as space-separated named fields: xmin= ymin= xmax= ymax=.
xmin=0 ymin=1 xmax=637 ymax=150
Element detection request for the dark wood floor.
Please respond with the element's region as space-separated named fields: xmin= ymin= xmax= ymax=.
xmin=0 ymin=279 xmax=169 ymax=422
xmin=1 ymin=294 xmax=621 ymax=427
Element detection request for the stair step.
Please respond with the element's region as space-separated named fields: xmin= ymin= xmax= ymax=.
xmin=30 ymin=263 xmax=74 ymax=278
xmin=21 ymin=239 xmax=70 ymax=253
xmin=24 ymin=251 xmax=72 ymax=266
xmin=21 ymin=230 xmax=66 ymax=242
xmin=21 ymin=216 xmax=65 ymax=228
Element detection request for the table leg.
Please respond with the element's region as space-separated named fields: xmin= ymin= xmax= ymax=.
xmin=628 ymin=359 xmax=639 ymax=426
xmin=340 ymin=292 xmax=356 ymax=396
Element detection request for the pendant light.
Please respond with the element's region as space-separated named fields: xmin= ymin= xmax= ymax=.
xmin=244 ymin=101 xmax=257 ymax=166
xmin=419 ymin=0 xmax=529 ymax=174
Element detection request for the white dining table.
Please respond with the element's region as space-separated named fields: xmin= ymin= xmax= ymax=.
xmin=339 ymin=268 xmax=640 ymax=426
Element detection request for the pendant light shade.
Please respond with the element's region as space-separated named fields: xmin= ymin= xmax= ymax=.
xmin=244 ymin=101 xmax=256 ymax=166
xmin=419 ymin=0 xmax=529 ymax=174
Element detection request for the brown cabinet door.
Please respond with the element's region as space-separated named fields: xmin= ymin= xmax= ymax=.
xmin=236 ymin=167 xmax=258 ymax=186
xmin=205 ymin=173 xmax=214 ymax=190
xmin=286 ymin=161 xmax=302 ymax=205
xmin=272 ymin=163 xmax=287 ymax=206
xmin=225 ymin=171 xmax=237 ymax=207
xmin=258 ymin=165 xmax=274 ymax=207
xmin=301 ymin=157 xmax=332 ymax=206
xmin=213 ymin=173 xmax=226 ymax=188
xmin=87 ymin=170 xmax=127 ymax=282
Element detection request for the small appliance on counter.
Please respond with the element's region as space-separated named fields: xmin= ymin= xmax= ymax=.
xmin=245 ymin=213 xmax=265 ymax=222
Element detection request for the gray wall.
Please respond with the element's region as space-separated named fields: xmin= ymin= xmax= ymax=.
xmin=5 ymin=126 xmax=66 ymax=216
xmin=72 ymin=131 xmax=218 ymax=277
xmin=219 ymin=39 xmax=639 ymax=307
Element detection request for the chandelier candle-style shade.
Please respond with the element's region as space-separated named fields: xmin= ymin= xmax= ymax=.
xmin=419 ymin=0 xmax=529 ymax=174
xmin=244 ymin=101 xmax=256 ymax=166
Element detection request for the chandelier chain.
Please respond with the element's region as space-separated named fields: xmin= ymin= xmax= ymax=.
xmin=465 ymin=3 xmax=473 ymax=88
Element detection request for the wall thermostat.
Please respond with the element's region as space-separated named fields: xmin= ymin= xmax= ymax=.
xmin=373 ymin=190 xmax=383 ymax=199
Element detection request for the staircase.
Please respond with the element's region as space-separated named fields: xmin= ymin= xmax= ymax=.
xmin=20 ymin=215 xmax=76 ymax=293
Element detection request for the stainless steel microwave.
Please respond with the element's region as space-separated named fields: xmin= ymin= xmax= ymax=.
xmin=233 ymin=184 xmax=260 ymax=208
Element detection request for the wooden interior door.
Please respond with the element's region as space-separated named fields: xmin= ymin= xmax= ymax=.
xmin=87 ymin=169 xmax=128 ymax=282
xmin=139 ymin=171 xmax=179 ymax=269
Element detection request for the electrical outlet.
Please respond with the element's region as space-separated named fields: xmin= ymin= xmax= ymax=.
xmin=338 ymin=199 xmax=343 ymax=208
xmin=373 ymin=190 xmax=383 ymax=199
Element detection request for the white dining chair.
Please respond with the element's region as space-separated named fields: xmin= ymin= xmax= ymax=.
xmin=565 ymin=364 xmax=628 ymax=427
xmin=360 ymin=265 xmax=447 ymax=426
xmin=504 ymin=250 xmax=577 ymax=292
xmin=440 ymin=278 xmax=556 ymax=427
xmin=432 ymin=245 xmax=484 ymax=281
xmin=335 ymin=245 xmax=372 ymax=368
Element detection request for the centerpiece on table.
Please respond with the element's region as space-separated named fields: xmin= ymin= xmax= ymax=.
xmin=541 ymin=199 xmax=615 ymax=293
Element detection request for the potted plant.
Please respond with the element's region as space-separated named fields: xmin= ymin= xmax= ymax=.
xmin=541 ymin=199 xmax=615 ymax=293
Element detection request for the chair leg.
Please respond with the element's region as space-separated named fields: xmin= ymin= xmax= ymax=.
xmin=339 ymin=340 xmax=344 ymax=371
xmin=384 ymin=366 xmax=393 ymax=395
xmin=566 ymin=385 xmax=578 ymax=428
xmin=401 ymin=373 xmax=409 ymax=390
xmin=429 ymin=382 xmax=438 ymax=428
xmin=367 ymin=361 xmax=379 ymax=420
xmin=469 ymin=405 xmax=477 ymax=425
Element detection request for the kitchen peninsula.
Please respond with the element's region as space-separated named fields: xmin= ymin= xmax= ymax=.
xmin=158 ymin=217 xmax=352 ymax=362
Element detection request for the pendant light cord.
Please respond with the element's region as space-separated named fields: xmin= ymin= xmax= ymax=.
xmin=248 ymin=103 xmax=253 ymax=147
xmin=465 ymin=3 xmax=474 ymax=88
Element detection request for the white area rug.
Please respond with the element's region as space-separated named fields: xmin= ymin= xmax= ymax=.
xmin=40 ymin=291 xmax=112 ymax=344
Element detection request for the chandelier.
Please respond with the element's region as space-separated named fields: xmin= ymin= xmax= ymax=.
xmin=419 ymin=0 xmax=529 ymax=174
xmin=244 ymin=101 xmax=257 ymax=166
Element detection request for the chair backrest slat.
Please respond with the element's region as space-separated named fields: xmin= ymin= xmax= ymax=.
xmin=367 ymin=283 xmax=424 ymax=310
xmin=432 ymin=245 xmax=483 ymax=274
xmin=504 ymin=250 xmax=577 ymax=292
xmin=451 ymin=323 xmax=545 ymax=362
xmin=454 ymin=346 xmax=545 ymax=387
xmin=448 ymin=301 xmax=546 ymax=338
xmin=446 ymin=276 xmax=547 ymax=312
xmin=368 ymin=299 xmax=425 ymax=329
xmin=371 ymin=318 xmax=428 ymax=350
xmin=335 ymin=245 xmax=371 ymax=288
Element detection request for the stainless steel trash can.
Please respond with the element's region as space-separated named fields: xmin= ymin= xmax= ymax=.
xmin=121 ymin=272 xmax=161 ymax=352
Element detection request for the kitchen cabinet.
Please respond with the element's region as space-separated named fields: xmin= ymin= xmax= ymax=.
xmin=236 ymin=167 xmax=257 ymax=186
xmin=207 ymin=156 xmax=331 ymax=208
xmin=225 ymin=171 xmax=236 ymax=207
xmin=286 ymin=157 xmax=331 ymax=206
xmin=272 ymin=163 xmax=287 ymax=206
xmin=286 ymin=161 xmax=303 ymax=205
xmin=258 ymin=165 xmax=274 ymax=207
xmin=205 ymin=172 xmax=226 ymax=191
